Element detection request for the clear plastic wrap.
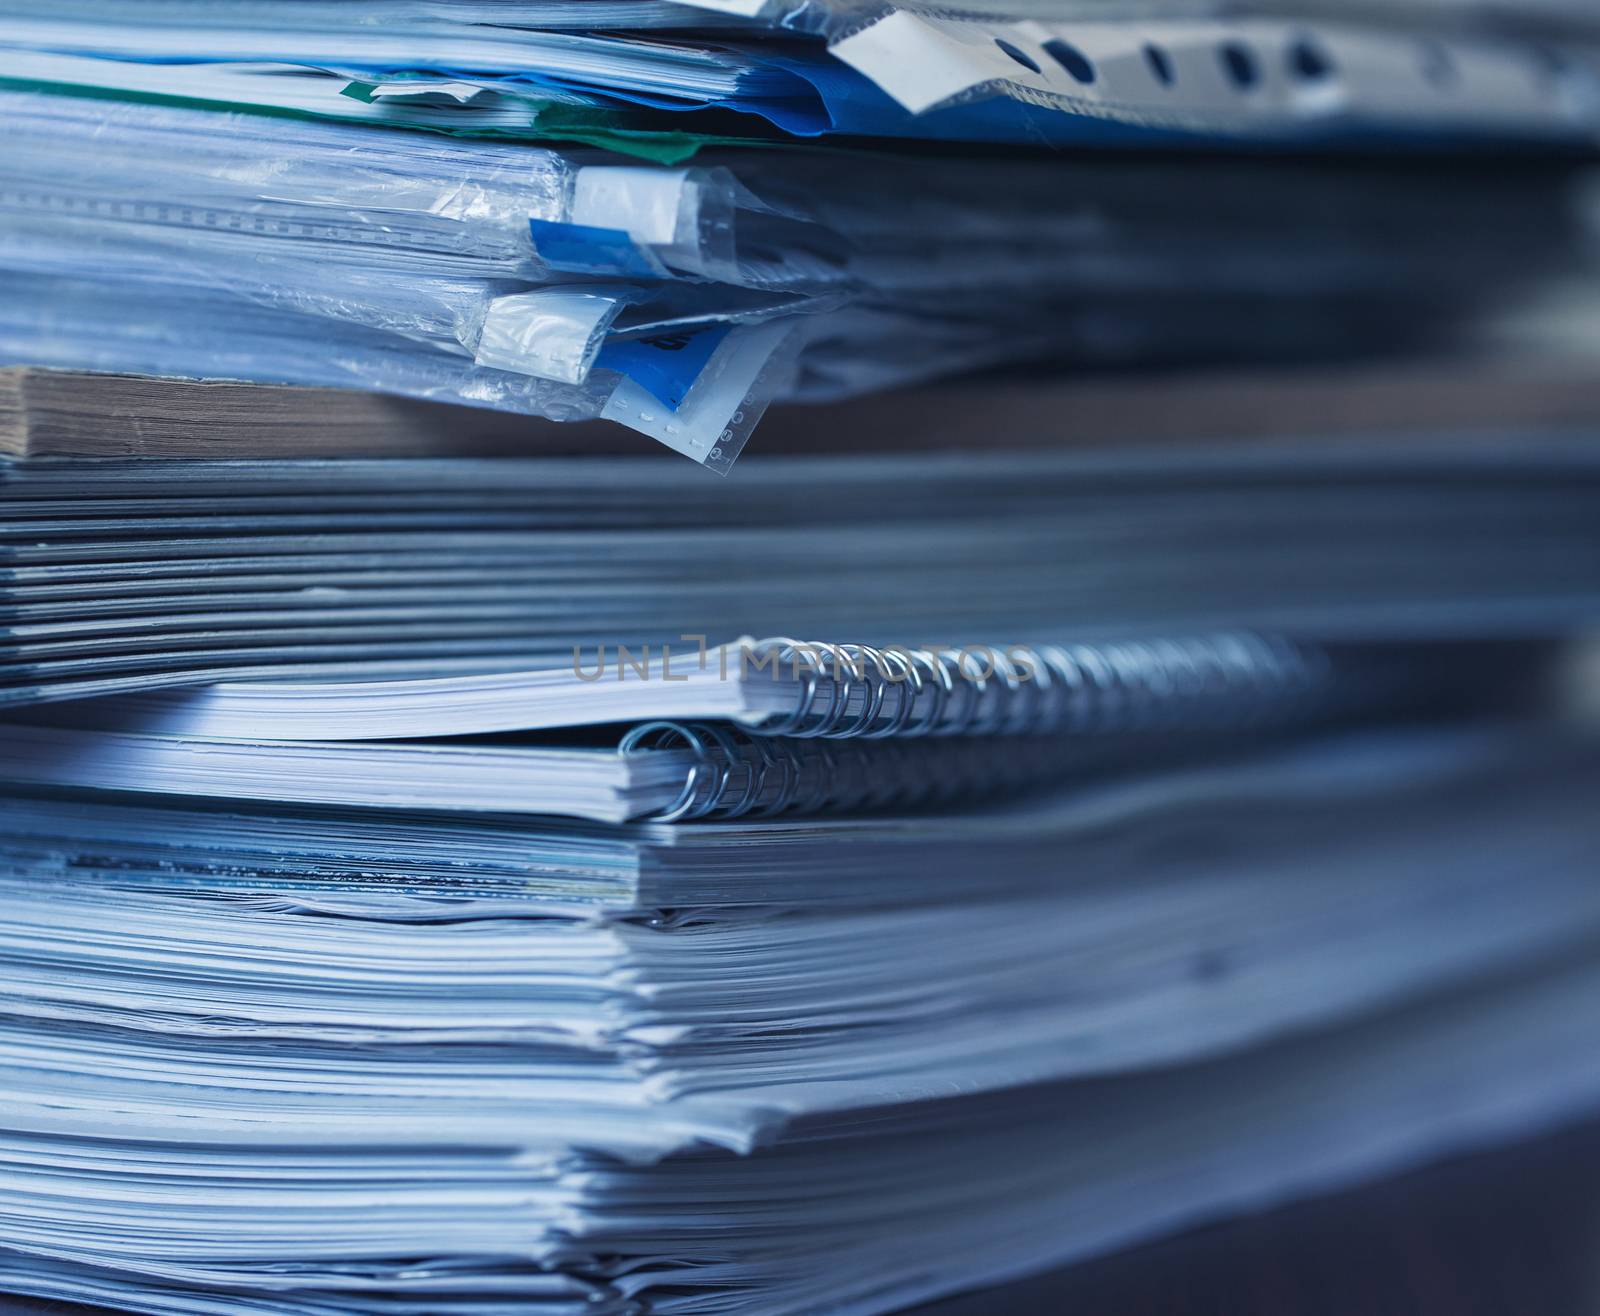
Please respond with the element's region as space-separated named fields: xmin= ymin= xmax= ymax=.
xmin=0 ymin=0 xmax=757 ymax=33
xmin=473 ymin=287 xmax=630 ymax=383
xmin=0 ymin=87 xmax=1592 ymax=465
xmin=0 ymin=93 xmax=828 ymax=466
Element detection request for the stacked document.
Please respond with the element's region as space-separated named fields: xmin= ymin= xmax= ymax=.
xmin=4 ymin=0 xmax=1598 ymax=147
xmin=4 ymin=442 xmax=1600 ymax=705
xmin=2 ymin=0 xmax=1599 ymax=463
xmin=2 ymin=399 xmax=1600 ymax=1312
xmin=1 ymin=724 xmax=1599 ymax=1316
xmin=5 ymin=0 xmax=1600 ymax=1310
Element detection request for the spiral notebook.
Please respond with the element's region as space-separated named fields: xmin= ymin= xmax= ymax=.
xmin=0 ymin=626 xmax=1542 ymax=827
xmin=0 ymin=716 xmax=1295 ymax=823
xmin=2 ymin=721 xmax=1564 ymax=911
xmin=60 ymin=632 xmax=1347 ymax=741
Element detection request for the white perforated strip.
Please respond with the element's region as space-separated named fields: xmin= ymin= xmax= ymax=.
xmin=826 ymin=15 xmax=1593 ymax=134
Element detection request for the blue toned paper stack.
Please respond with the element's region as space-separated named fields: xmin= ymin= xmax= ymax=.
xmin=4 ymin=1 xmax=1600 ymax=1313
xmin=1 ymin=438 xmax=1600 ymax=1315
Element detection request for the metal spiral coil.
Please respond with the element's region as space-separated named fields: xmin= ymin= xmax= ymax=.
xmin=749 ymin=634 xmax=1330 ymax=740
xmin=621 ymin=720 xmax=806 ymax=823
xmin=621 ymin=719 xmax=1091 ymax=823
xmin=621 ymin=637 xmax=1480 ymax=822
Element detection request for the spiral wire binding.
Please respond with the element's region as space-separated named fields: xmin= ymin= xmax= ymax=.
xmin=749 ymin=634 xmax=1332 ymax=739
xmin=623 ymin=638 xmax=1510 ymax=820
xmin=619 ymin=719 xmax=1085 ymax=823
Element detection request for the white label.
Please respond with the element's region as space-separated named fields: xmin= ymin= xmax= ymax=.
xmin=572 ymin=167 xmax=690 ymax=246
xmin=475 ymin=289 xmax=621 ymax=384
xmin=363 ymin=80 xmax=489 ymax=105
xmin=661 ymin=0 xmax=770 ymax=14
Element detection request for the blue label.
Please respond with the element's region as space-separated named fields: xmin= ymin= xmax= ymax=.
xmin=596 ymin=325 xmax=731 ymax=410
xmin=527 ymin=218 xmax=660 ymax=278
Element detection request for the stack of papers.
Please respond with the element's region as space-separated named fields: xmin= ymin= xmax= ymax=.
xmin=2 ymin=405 xmax=1600 ymax=1312
xmin=4 ymin=1 xmax=1600 ymax=1311
xmin=3 ymin=0 xmax=1597 ymax=148
xmin=1 ymin=0 xmax=1598 ymax=463
xmin=5 ymin=442 xmax=1600 ymax=705
xmin=1 ymin=719 xmax=1599 ymax=1314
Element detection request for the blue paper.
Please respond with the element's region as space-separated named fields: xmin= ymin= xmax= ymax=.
xmin=596 ymin=323 xmax=731 ymax=408
xmin=527 ymin=217 xmax=662 ymax=278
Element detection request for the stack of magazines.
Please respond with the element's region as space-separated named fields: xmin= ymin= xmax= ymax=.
xmin=4 ymin=1 xmax=1600 ymax=1314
